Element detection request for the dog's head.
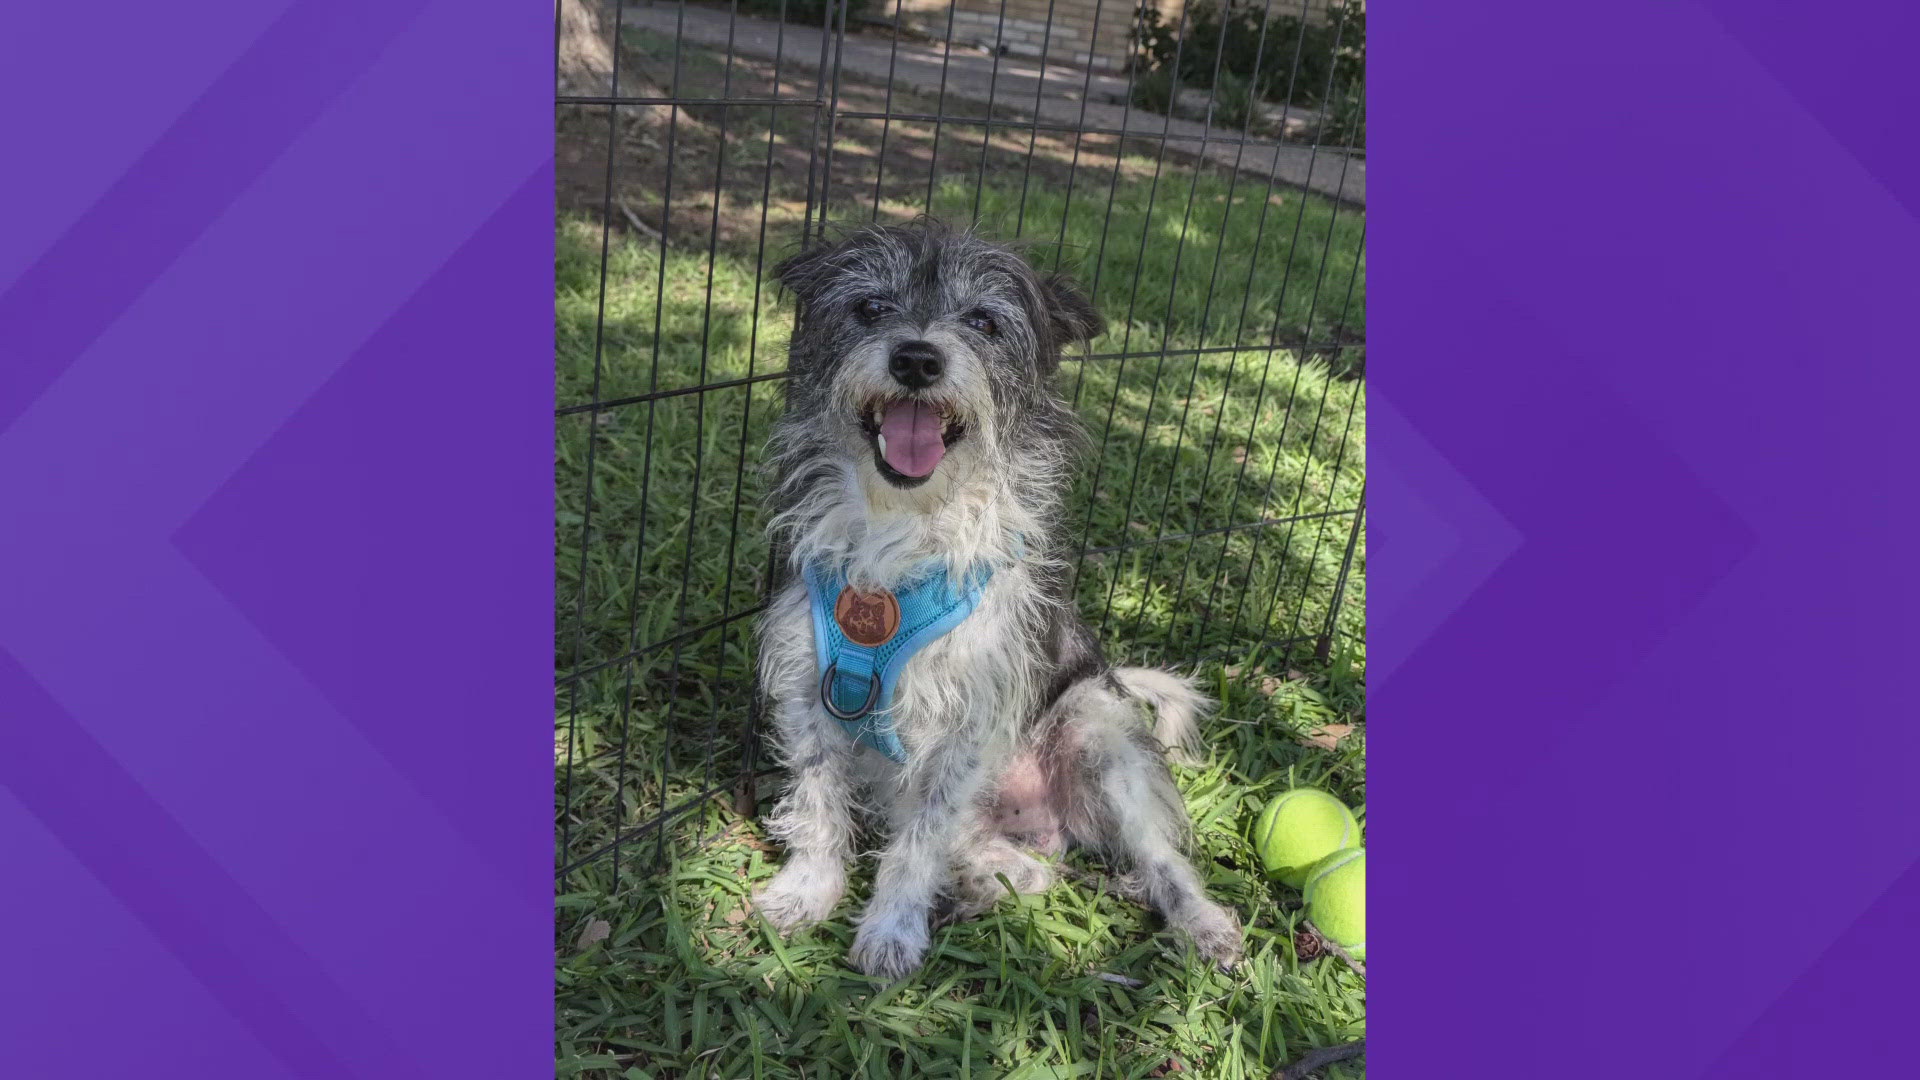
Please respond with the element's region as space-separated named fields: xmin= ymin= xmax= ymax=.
xmin=774 ymin=222 xmax=1102 ymax=492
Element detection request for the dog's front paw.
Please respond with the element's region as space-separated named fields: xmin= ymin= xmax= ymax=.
xmin=753 ymin=862 xmax=844 ymax=935
xmin=848 ymin=912 xmax=931 ymax=979
xmin=1179 ymin=901 xmax=1245 ymax=971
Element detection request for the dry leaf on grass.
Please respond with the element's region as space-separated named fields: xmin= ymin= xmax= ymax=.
xmin=1298 ymin=723 xmax=1354 ymax=751
xmin=576 ymin=919 xmax=611 ymax=949
xmin=1257 ymin=669 xmax=1313 ymax=695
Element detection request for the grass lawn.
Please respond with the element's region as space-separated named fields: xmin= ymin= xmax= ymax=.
xmin=556 ymin=35 xmax=1367 ymax=1075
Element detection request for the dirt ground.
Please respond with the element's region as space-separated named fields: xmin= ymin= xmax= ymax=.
xmin=556 ymin=27 xmax=1238 ymax=255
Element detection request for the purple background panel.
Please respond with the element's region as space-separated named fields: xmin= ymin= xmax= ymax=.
xmin=0 ymin=2 xmax=551 ymax=1077
xmin=1379 ymin=1 xmax=1920 ymax=1076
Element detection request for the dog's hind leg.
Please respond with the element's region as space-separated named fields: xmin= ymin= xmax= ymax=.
xmin=1054 ymin=680 xmax=1244 ymax=969
xmin=754 ymin=702 xmax=860 ymax=934
xmin=938 ymin=826 xmax=1056 ymax=925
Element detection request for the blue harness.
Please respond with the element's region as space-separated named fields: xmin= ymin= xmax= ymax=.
xmin=803 ymin=559 xmax=995 ymax=763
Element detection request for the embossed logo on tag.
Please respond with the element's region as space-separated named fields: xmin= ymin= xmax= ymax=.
xmin=834 ymin=586 xmax=901 ymax=646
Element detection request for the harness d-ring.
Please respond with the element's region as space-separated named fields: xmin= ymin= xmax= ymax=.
xmin=819 ymin=662 xmax=882 ymax=720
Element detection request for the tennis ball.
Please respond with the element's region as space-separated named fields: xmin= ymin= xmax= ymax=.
xmin=1252 ymin=787 xmax=1359 ymax=887
xmin=1303 ymin=847 xmax=1366 ymax=961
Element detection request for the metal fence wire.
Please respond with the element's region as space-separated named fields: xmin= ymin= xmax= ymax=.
xmin=556 ymin=0 xmax=1366 ymax=886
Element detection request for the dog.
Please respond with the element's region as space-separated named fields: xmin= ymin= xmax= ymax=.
xmin=751 ymin=221 xmax=1242 ymax=979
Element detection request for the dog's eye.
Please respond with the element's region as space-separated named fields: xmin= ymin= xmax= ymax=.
xmin=963 ymin=311 xmax=998 ymax=336
xmin=855 ymin=297 xmax=892 ymax=322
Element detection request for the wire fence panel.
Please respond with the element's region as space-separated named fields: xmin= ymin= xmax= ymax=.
xmin=556 ymin=0 xmax=1365 ymax=886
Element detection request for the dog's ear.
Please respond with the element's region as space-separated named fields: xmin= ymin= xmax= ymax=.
xmin=1043 ymin=274 xmax=1104 ymax=348
xmin=773 ymin=240 xmax=843 ymax=306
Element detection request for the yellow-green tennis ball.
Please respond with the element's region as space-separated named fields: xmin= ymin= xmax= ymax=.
xmin=1253 ymin=787 xmax=1359 ymax=887
xmin=1304 ymin=847 xmax=1366 ymax=962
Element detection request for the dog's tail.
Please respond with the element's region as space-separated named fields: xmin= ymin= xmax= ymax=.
xmin=1112 ymin=667 xmax=1213 ymax=765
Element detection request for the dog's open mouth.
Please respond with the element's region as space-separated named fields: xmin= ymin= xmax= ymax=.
xmin=857 ymin=397 xmax=967 ymax=484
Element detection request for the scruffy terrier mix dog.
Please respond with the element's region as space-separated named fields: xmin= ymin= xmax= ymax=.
xmin=752 ymin=221 xmax=1242 ymax=979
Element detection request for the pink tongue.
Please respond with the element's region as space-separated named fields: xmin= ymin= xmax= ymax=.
xmin=879 ymin=400 xmax=946 ymax=477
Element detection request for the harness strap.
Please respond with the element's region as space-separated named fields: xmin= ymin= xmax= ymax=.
xmin=803 ymin=559 xmax=993 ymax=763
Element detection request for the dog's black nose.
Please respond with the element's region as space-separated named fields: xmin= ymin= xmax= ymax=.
xmin=888 ymin=341 xmax=945 ymax=389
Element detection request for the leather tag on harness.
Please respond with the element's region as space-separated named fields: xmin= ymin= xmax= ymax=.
xmin=834 ymin=586 xmax=900 ymax=646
